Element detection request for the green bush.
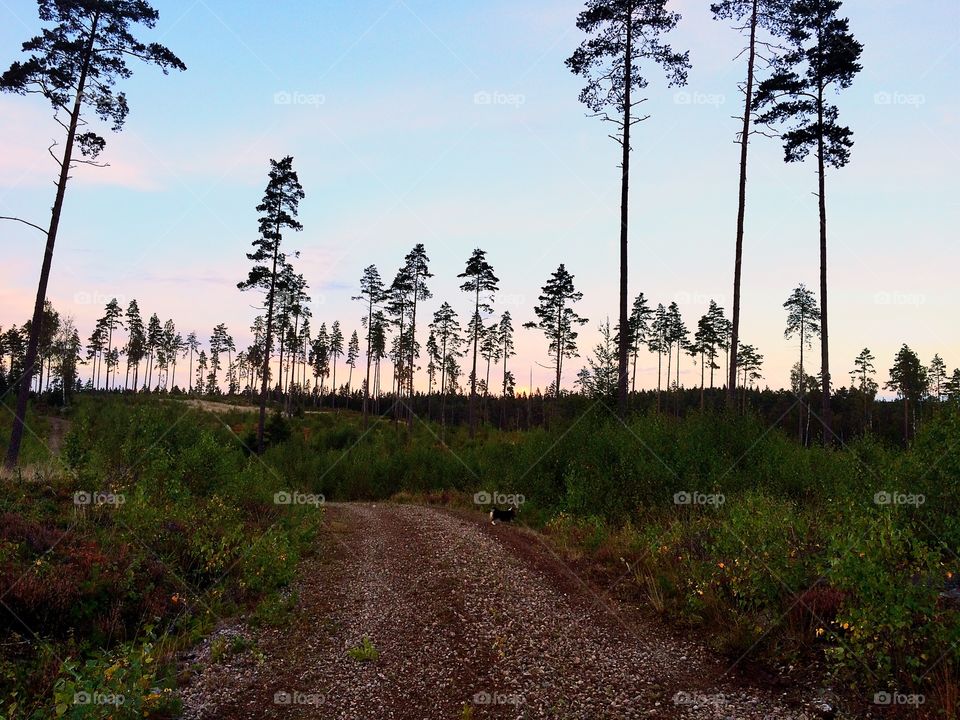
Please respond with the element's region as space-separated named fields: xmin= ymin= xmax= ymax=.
xmin=0 ymin=397 xmax=323 ymax=718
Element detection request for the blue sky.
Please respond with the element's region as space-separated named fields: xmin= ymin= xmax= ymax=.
xmin=1 ymin=0 xmax=957 ymax=393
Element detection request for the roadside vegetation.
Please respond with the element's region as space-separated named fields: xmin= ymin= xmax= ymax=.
xmin=4 ymin=396 xmax=958 ymax=716
xmin=0 ymin=398 xmax=323 ymax=719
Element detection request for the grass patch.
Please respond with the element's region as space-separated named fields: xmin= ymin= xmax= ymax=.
xmin=347 ymin=636 xmax=379 ymax=662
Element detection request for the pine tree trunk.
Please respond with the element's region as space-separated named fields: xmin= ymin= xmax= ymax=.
xmin=5 ymin=15 xmax=101 ymax=467
xmin=818 ymin=85 xmax=832 ymax=443
xmin=727 ymin=0 xmax=759 ymax=410
xmin=257 ymin=215 xmax=282 ymax=453
xmin=469 ymin=286 xmax=480 ymax=435
xmin=555 ymin=302 xmax=563 ymax=398
xmin=284 ymin=315 xmax=299 ymax=414
xmin=331 ymin=354 xmax=337 ymax=410
xmin=617 ymin=3 xmax=633 ymax=418
xmin=656 ymin=348 xmax=662 ymax=412
xmin=362 ymin=295 xmax=373 ymax=428
xmin=700 ymin=350 xmax=705 ymax=410
xmin=904 ymin=397 xmax=909 ymax=444
xmin=799 ymin=323 xmax=805 ymax=444
xmin=502 ymin=337 xmax=509 ymax=397
xmin=666 ymin=343 xmax=673 ymax=400
xmin=407 ymin=273 xmax=420 ymax=430
xmin=36 ymin=353 xmax=44 ymax=395
xmin=675 ymin=342 xmax=681 ymax=417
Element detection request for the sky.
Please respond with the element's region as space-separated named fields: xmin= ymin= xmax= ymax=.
xmin=1 ymin=0 xmax=957 ymax=395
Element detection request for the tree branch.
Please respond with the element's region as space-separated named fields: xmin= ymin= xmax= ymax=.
xmin=71 ymin=159 xmax=110 ymax=168
xmin=47 ymin=142 xmax=63 ymax=167
xmin=0 ymin=217 xmax=48 ymax=235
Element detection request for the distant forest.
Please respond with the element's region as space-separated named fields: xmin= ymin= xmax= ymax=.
xmin=1 ymin=272 xmax=954 ymax=448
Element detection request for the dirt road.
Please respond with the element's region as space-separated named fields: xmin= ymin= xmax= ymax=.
xmin=179 ymin=504 xmax=832 ymax=719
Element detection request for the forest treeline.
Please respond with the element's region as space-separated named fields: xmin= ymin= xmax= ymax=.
xmin=1 ymin=271 xmax=956 ymax=448
xmin=0 ymin=0 xmax=950 ymax=465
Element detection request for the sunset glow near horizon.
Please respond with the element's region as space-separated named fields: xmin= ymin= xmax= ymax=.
xmin=1 ymin=0 xmax=957 ymax=396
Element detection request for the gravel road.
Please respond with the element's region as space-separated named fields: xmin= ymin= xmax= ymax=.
xmin=179 ymin=503 xmax=835 ymax=719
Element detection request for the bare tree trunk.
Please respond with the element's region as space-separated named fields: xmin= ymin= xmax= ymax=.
xmin=903 ymin=397 xmax=909 ymax=443
xmin=468 ymin=286 xmax=480 ymax=435
xmin=617 ymin=3 xmax=633 ymax=418
xmin=799 ymin=323 xmax=805 ymax=445
xmin=257 ymin=212 xmax=282 ymax=453
xmin=106 ymin=326 xmax=115 ymax=391
xmin=407 ymin=271 xmax=421 ymax=430
xmin=439 ymin=337 xmax=448 ymax=438
xmin=36 ymin=353 xmax=45 ymax=395
xmin=656 ymin=348 xmax=662 ymax=412
xmin=817 ymin=87 xmax=833 ymax=443
xmin=284 ymin=314 xmax=299 ymax=414
xmin=675 ymin=342 xmax=681 ymax=417
xmin=727 ymin=0 xmax=759 ymax=410
xmin=5 ymin=13 xmax=101 ymax=468
xmin=666 ymin=342 xmax=673 ymax=402
xmin=555 ymin=303 xmax=563 ymax=398
xmin=700 ymin=349 xmax=705 ymax=410
xmin=502 ymin=336 xmax=509 ymax=397
xmin=362 ymin=296 xmax=374 ymax=428
xmin=331 ymin=352 xmax=337 ymax=410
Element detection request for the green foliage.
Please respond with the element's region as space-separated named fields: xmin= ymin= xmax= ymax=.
xmin=0 ymin=397 xmax=321 ymax=717
xmin=347 ymin=636 xmax=379 ymax=662
xmin=7 ymin=395 xmax=960 ymax=711
xmin=826 ymin=514 xmax=958 ymax=686
xmin=50 ymin=634 xmax=180 ymax=720
xmin=250 ymin=591 xmax=299 ymax=628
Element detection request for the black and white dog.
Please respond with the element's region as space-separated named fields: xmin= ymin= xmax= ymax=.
xmin=489 ymin=505 xmax=518 ymax=525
